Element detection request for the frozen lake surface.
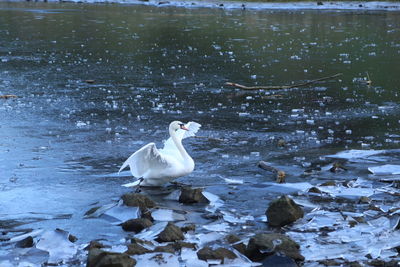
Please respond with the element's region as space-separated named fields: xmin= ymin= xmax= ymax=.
xmin=0 ymin=1 xmax=399 ymax=265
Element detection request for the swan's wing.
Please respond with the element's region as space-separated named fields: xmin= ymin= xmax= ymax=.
xmin=118 ymin=143 xmax=168 ymax=178
xmin=160 ymin=121 xmax=201 ymax=158
xmin=182 ymin=121 xmax=202 ymax=140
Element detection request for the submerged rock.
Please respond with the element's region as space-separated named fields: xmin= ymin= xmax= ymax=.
xmin=246 ymin=233 xmax=304 ymax=262
xmin=261 ymin=254 xmax=298 ymax=267
xmin=121 ymin=193 xmax=156 ymax=211
xmin=121 ymin=218 xmax=153 ymax=233
xmin=87 ymin=248 xmax=136 ymax=267
xmin=15 ymin=236 xmax=34 ymax=248
xmin=197 ymin=247 xmax=237 ymax=263
xmin=179 ymin=187 xmax=208 ymax=203
xmin=156 ymin=222 xmax=184 ymax=242
xmin=266 ymin=196 xmax=304 ymax=227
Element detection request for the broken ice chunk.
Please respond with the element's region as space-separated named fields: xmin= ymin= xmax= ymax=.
xmin=36 ymin=229 xmax=77 ymax=264
xmin=135 ymin=222 xmax=168 ymax=241
xmin=102 ymin=205 xmax=140 ymax=223
xmin=202 ymin=221 xmax=230 ymax=232
xmin=223 ymin=178 xmax=244 ymax=184
xmin=368 ymin=164 xmax=400 ymax=175
xmin=151 ymin=209 xmax=186 ymax=222
xmin=202 ymin=191 xmax=224 ymax=212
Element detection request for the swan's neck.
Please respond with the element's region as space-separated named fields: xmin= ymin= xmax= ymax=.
xmin=170 ymin=129 xmax=191 ymax=161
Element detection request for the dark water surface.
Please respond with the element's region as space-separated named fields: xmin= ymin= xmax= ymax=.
xmin=0 ymin=1 xmax=400 ymax=264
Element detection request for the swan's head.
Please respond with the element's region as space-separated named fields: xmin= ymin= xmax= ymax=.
xmin=170 ymin=121 xmax=189 ymax=132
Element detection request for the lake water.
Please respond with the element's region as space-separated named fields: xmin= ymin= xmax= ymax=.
xmin=0 ymin=1 xmax=399 ymax=265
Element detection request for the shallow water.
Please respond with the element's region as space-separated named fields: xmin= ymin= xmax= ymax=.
xmin=0 ymin=1 xmax=399 ymax=265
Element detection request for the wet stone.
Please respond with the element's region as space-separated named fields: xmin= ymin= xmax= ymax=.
xmin=15 ymin=236 xmax=34 ymax=248
xmin=121 ymin=193 xmax=156 ymax=211
xmin=179 ymin=187 xmax=208 ymax=204
xmin=125 ymin=243 xmax=151 ymax=255
xmin=197 ymin=247 xmax=237 ymax=263
xmin=121 ymin=218 xmax=153 ymax=233
xmin=266 ymin=195 xmax=304 ymax=227
xmin=87 ymin=248 xmax=136 ymax=267
xmin=246 ymin=233 xmax=304 ymax=262
xmin=156 ymin=222 xmax=184 ymax=242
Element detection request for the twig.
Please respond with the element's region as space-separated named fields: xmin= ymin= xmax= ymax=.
xmin=0 ymin=94 xmax=17 ymax=99
xmin=225 ymin=73 xmax=343 ymax=91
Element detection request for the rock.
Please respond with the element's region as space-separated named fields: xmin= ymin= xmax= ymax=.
xmin=173 ymin=241 xmax=197 ymax=250
xmin=15 ymin=236 xmax=34 ymax=248
xmin=125 ymin=243 xmax=151 ymax=255
xmin=121 ymin=218 xmax=153 ymax=233
xmin=87 ymin=248 xmax=136 ymax=267
xmin=180 ymin=224 xmax=196 ymax=233
xmin=246 ymin=233 xmax=304 ymax=262
xmin=266 ymin=196 xmax=304 ymax=227
xmin=262 ymin=254 xmax=298 ymax=267
xmin=308 ymin=187 xmax=322 ymax=194
xmin=320 ymin=181 xmax=336 ymax=186
xmin=319 ymin=259 xmax=341 ymax=266
xmin=179 ymin=187 xmax=208 ymax=203
xmin=68 ymin=234 xmax=78 ymax=243
xmin=225 ymin=234 xmax=240 ymax=244
xmin=358 ymin=196 xmax=371 ymax=204
xmin=84 ymin=241 xmax=107 ymax=250
xmin=140 ymin=208 xmax=154 ymax=222
xmin=154 ymin=244 xmax=175 ymax=254
xmin=121 ymin=193 xmax=156 ymax=211
xmin=330 ymin=162 xmax=347 ymax=173
xmin=156 ymin=222 xmax=184 ymax=242
xmin=197 ymin=247 xmax=237 ymax=263
xmin=233 ymin=243 xmax=247 ymax=255
xmin=130 ymin=238 xmax=153 ymax=247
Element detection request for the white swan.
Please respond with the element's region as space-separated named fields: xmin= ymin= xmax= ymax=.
xmin=119 ymin=121 xmax=201 ymax=187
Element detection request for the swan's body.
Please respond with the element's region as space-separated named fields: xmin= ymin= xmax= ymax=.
xmin=119 ymin=121 xmax=201 ymax=187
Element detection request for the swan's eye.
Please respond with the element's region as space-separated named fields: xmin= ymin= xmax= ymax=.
xmin=179 ymin=123 xmax=184 ymax=128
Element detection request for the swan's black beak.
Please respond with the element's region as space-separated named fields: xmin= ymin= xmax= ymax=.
xmin=179 ymin=123 xmax=189 ymax=131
